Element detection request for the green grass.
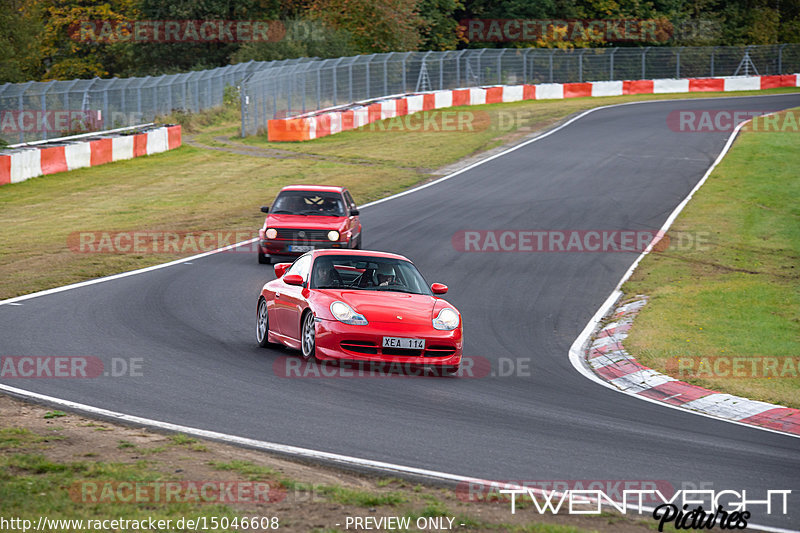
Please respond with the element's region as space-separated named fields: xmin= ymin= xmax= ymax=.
xmin=0 ymin=428 xmax=47 ymax=449
xmin=0 ymin=451 xmax=238 ymax=531
xmin=1 ymin=86 xmax=797 ymax=304
xmin=314 ymin=484 xmax=406 ymax=507
xmin=208 ymin=459 xmax=279 ymax=480
xmin=623 ymin=109 xmax=800 ymax=408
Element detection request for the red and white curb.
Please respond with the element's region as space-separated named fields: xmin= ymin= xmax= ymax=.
xmin=0 ymin=124 xmax=182 ymax=187
xmin=587 ymin=296 xmax=800 ymax=435
xmin=267 ymin=73 xmax=800 ymax=141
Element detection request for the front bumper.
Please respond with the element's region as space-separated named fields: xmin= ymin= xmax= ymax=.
xmin=259 ymin=239 xmax=350 ymax=257
xmin=314 ymin=318 xmax=463 ymax=366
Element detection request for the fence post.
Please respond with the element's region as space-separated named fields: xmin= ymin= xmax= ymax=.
xmin=522 ymin=48 xmax=532 ymax=83
xmin=365 ymin=54 xmax=374 ymax=97
xmin=609 ymin=48 xmax=617 ymax=80
xmin=348 ymin=59 xmax=353 ymax=102
xmin=778 ymin=43 xmax=787 ymax=74
xmin=240 ymin=76 xmax=247 ymax=137
xmin=384 ymin=54 xmax=390 ymax=95
xmin=641 ymin=47 xmax=649 ymax=79
xmin=288 ymin=71 xmax=293 ymax=116
xmin=676 ymin=47 xmax=681 ymax=78
xmin=167 ymin=79 xmax=172 ymax=113
xmin=332 ymin=57 xmax=344 ymax=105
xmin=497 ymin=48 xmax=505 ymax=84
xmin=18 ymin=90 xmax=24 ymax=143
xmin=440 ymin=52 xmax=445 ymax=89
xmin=401 ymin=53 xmax=409 ymax=92
xmin=121 ymin=80 xmax=127 ymax=120
xmin=710 ymin=47 xmax=715 ymax=77
xmin=578 ymin=49 xmax=585 ymax=82
xmin=316 ymin=68 xmax=321 ymax=110
xmin=549 ymin=49 xmax=555 ymax=82
xmin=102 ymin=85 xmax=108 ymax=131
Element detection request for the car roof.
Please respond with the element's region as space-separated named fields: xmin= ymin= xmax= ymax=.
xmin=280 ymin=185 xmax=345 ymax=193
xmin=313 ymin=249 xmax=411 ymax=262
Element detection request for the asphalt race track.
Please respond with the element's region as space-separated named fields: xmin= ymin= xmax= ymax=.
xmin=2 ymin=94 xmax=800 ymax=529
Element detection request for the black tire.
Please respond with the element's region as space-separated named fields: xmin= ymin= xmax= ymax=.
xmin=256 ymin=298 xmax=276 ymax=347
xmin=258 ymin=247 xmax=270 ymax=264
xmin=300 ymin=310 xmax=317 ymax=361
xmin=353 ymin=231 xmax=362 ymax=249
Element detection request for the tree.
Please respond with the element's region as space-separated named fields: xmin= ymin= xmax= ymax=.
xmin=38 ymin=0 xmax=139 ymax=80
xmin=0 ymin=0 xmax=46 ymax=82
xmin=417 ymin=0 xmax=463 ymax=50
xmin=305 ymin=0 xmax=423 ymax=52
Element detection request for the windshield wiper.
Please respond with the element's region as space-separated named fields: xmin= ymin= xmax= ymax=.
xmin=271 ymin=209 xmax=303 ymax=215
xmin=375 ymin=287 xmax=418 ymax=294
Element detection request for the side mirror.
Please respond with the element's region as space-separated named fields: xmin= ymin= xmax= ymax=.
xmin=431 ymin=283 xmax=448 ymax=295
xmin=350 ymin=208 xmax=360 ymax=216
xmin=283 ymin=274 xmax=304 ymax=286
xmin=274 ymin=263 xmax=292 ymax=278
xmin=260 ymin=206 xmax=270 ymax=213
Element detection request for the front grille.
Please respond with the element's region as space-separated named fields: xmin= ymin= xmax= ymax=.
xmin=382 ymin=348 xmax=424 ymax=357
xmin=275 ymin=228 xmax=329 ymax=241
xmin=340 ymin=341 xmax=378 ymax=354
xmin=424 ymin=345 xmax=457 ymax=357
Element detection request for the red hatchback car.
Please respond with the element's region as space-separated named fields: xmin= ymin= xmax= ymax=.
xmin=258 ymin=185 xmax=362 ymax=264
xmin=256 ymin=250 xmax=463 ymax=373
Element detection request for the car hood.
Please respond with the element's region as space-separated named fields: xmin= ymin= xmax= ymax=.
xmin=265 ymin=214 xmax=347 ymax=230
xmin=320 ymin=290 xmax=439 ymax=325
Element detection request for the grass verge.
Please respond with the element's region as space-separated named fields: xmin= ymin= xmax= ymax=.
xmin=622 ymin=109 xmax=800 ymax=409
xmin=0 ymin=393 xmax=667 ymax=532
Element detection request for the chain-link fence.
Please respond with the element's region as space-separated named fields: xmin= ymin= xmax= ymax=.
xmin=0 ymin=58 xmax=312 ymax=144
xmin=3 ymin=44 xmax=799 ymax=144
xmin=241 ymin=44 xmax=800 ymax=136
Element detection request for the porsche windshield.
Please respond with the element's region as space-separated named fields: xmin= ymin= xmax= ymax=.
xmin=271 ymin=191 xmax=346 ymax=216
xmin=311 ymin=256 xmax=432 ymax=295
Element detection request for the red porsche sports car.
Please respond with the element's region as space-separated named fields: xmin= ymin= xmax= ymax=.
xmin=257 ymin=185 xmax=362 ymax=264
xmin=256 ymin=250 xmax=462 ymax=373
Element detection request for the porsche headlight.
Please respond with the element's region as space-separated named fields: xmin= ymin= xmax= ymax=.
xmin=327 ymin=230 xmax=340 ymax=242
xmin=433 ymin=308 xmax=459 ymax=331
xmin=330 ymin=301 xmax=368 ymax=325
xmin=265 ymin=228 xmax=278 ymax=239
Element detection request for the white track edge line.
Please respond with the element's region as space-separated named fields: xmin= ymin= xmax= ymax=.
xmin=0 ymin=238 xmax=258 ymax=306
xmin=0 ymin=382 xmax=795 ymax=533
xmin=567 ymin=113 xmax=800 ymax=440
